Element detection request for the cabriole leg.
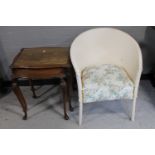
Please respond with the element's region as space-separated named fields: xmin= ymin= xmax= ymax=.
xmin=12 ymin=79 xmax=28 ymax=120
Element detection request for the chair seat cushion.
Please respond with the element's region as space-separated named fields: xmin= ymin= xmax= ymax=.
xmin=82 ymin=64 xmax=134 ymax=103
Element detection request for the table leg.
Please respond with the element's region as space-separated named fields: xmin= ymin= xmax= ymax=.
xmin=12 ymin=79 xmax=27 ymax=120
xmin=67 ymin=68 xmax=74 ymax=112
xmin=60 ymin=78 xmax=69 ymax=120
xmin=29 ymin=79 xmax=37 ymax=98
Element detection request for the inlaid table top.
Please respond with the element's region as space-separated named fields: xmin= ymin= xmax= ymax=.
xmin=11 ymin=47 xmax=70 ymax=69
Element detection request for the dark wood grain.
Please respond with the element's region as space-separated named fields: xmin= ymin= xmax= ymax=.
xmin=11 ymin=47 xmax=70 ymax=69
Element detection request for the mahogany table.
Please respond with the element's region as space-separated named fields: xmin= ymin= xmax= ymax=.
xmin=10 ymin=47 xmax=73 ymax=120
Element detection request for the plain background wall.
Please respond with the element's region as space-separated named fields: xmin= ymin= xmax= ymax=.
xmin=0 ymin=26 xmax=146 ymax=79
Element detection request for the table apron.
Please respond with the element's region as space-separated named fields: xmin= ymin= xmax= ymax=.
xmin=12 ymin=68 xmax=66 ymax=79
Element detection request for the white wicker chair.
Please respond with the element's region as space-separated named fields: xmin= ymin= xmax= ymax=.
xmin=70 ymin=28 xmax=143 ymax=125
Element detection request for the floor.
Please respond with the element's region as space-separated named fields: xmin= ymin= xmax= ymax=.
xmin=0 ymin=80 xmax=155 ymax=129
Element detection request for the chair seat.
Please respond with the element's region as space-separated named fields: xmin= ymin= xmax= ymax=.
xmin=82 ymin=64 xmax=134 ymax=103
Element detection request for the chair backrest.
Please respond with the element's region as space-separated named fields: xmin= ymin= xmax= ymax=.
xmin=70 ymin=28 xmax=142 ymax=84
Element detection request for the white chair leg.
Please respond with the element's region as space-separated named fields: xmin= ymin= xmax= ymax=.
xmin=79 ymin=101 xmax=83 ymax=126
xmin=131 ymin=97 xmax=137 ymax=121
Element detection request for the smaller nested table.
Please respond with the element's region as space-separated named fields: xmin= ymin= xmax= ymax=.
xmin=10 ymin=47 xmax=73 ymax=120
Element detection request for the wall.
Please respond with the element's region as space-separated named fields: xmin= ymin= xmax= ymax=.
xmin=0 ymin=26 xmax=146 ymax=79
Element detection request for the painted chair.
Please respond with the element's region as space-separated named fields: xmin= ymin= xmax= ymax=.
xmin=70 ymin=28 xmax=143 ymax=125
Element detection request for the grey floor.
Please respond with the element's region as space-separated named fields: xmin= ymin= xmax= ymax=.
xmin=0 ymin=80 xmax=155 ymax=129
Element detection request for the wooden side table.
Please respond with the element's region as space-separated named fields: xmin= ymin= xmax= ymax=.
xmin=10 ymin=47 xmax=73 ymax=120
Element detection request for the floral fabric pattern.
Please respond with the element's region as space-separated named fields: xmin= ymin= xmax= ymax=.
xmin=82 ymin=64 xmax=134 ymax=103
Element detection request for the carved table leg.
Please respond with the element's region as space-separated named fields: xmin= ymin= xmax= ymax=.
xmin=12 ymin=79 xmax=28 ymax=120
xmin=67 ymin=68 xmax=74 ymax=112
xmin=29 ymin=79 xmax=37 ymax=98
xmin=60 ymin=78 xmax=69 ymax=120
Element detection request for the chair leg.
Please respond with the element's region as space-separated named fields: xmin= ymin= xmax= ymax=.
xmin=79 ymin=101 xmax=83 ymax=126
xmin=131 ymin=97 xmax=137 ymax=121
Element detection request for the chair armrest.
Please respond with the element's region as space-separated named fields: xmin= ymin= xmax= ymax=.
xmin=75 ymin=72 xmax=83 ymax=102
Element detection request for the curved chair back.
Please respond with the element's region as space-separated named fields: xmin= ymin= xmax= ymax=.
xmin=70 ymin=28 xmax=142 ymax=84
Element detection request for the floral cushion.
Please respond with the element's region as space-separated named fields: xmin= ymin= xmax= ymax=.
xmin=82 ymin=64 xmax=134 ymax=103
